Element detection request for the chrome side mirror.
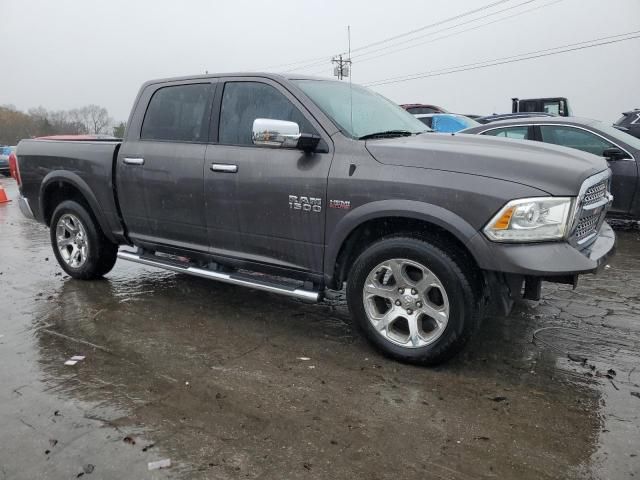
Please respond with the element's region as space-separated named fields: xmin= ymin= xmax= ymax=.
xmin=252 ymin=118 xmax=300 ymax=149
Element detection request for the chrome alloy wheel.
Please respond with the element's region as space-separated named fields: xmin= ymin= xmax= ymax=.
xmin=363 ymin=258 xmax=450 ymax=348
xmin=55 ymin=213 xmax=89 ymax=268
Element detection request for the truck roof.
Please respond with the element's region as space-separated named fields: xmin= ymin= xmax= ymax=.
xmin=140 ymin=72 xmax=331 ymax=88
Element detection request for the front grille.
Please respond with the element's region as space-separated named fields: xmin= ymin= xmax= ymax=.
xmin=574 ymin=213 xmax=600 ymax=242
xmin=570 ymin=171 xmax=612 ymax=246
xmin=583 ymin=180 xmax=608 ymax=207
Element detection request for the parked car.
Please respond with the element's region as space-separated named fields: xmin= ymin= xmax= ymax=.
xmin=400 ymin=103 xmax=448 ymax=114
xmin=476 ymin=112 xmax=557 ymax=124
xmin=614 ymin=109 xmax=640 ymax=140
xmin=8 ymin=150 xmax=18 ymax=180
xmin=462 ymin=116 xmax=640 ymax=219
xmin=415 ymin=113 xmax=480 ymax=133
xmin=0 ymin=146 xmax=16 ymax=176
xmin=15 ymin=73 xmax=614 ymax=365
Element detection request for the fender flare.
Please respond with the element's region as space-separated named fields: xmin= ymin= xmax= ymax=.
xmin=40 ymin=170 xmax=117 ymax=243
xmin=323 ymin=199 xmax=480 ymax=282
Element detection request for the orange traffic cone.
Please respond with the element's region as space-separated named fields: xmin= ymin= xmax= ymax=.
xmin=0 ymin=184 xmax=10 ymax=204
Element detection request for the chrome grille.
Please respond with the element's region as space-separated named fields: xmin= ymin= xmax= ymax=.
xmin=570 ymin=171 xmax=612 ymax=246
xmin=574 ymin=213 xmax=600 ymax=241
xmin=583 ymin=180 xmax=608 ymax=207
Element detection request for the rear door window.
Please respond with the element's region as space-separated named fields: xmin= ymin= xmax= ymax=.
xmin=218 ymin=81 xmax=315 ymax=146
xmin=482 ymin=126 xmax=530 ymax=140
xmin=542 ymin=102 xmax=560 ymax=116
xmin=539 ymin=125 xmax=615 ymax=156
xmin=141 ymin=83 xmax=211 ymax=142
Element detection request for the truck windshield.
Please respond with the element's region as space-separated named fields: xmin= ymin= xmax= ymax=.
xmin=293 ymin=79 xmax=429 ymax=139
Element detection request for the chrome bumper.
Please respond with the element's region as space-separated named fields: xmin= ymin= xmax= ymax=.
xmin=18 ymin=195 xmax=34 ymax=219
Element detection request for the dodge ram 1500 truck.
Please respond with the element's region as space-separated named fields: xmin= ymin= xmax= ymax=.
xmin=15 ymin=73 xmax=615 ymax=365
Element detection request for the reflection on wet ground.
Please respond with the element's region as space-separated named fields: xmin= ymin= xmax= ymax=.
xmin=1 ymin=178 xmax=638 ymax=479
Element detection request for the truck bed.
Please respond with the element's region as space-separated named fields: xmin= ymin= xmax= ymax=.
xmin=17 ymin=138 xmax=124 ymax=241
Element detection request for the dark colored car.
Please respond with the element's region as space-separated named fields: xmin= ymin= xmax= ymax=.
xmin=462 ymin=116 xmax=640 ymax=219
xmin=15 ymin=74 xmax=614 ymax=365
xmin=400 ymin=103 xmax=448 ymax=115
xmin=614 ymin=109 xmax=640 ymax=140
xmin=476 ymin=112 xmax=557 ymax=125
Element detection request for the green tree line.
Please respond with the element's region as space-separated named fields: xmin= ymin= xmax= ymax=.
xmin=0 ymin=104 xmax=125 ymax=145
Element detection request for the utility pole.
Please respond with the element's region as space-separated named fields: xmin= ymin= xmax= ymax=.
xmin=332 ymin=54 xmax=351 ymax=80
xmin=332 ymin=26 xmax=352 ymax=80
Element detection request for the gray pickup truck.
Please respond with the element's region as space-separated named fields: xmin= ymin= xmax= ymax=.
xmin=16 ymin=73 xmax=615 ymax=365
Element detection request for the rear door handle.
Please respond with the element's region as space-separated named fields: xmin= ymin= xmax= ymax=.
xmin=210 ymin=163 xmax=238 ymax=173
xmin=123 ymin=157 xmax=145 ymax=165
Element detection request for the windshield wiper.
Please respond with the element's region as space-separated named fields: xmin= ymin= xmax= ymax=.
xmin=358 ymin=130 xmax=414 ymax=140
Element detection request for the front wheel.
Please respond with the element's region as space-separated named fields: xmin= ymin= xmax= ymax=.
xmin=346 ymin=237 xmax=480 ymax=365
xmin=50 ymin=200 xmax=118 ymax=279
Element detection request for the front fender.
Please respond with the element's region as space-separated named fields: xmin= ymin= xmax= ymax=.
xmin=323 ymin=199 xmax=480 ymax=280
xmin=40 ymin=170 xmax=117 ymax=243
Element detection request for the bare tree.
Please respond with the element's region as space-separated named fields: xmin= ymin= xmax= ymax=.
xmin=84 ymin=105 xmax=112 ymax=134
xmin=0 ymin=104 xmax=114 ymax=144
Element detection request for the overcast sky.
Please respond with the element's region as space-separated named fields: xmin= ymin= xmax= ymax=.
xmin=1 ymin=0 xmax=638 ymax=123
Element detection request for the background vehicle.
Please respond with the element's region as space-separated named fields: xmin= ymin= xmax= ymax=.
xmin=614 ymin=109 xmax=640 ymax=139
xmin=476 ymin=112 xmax=557 ymax=124
xmin=462 ymin=116 xmax=640 ymax=219
xmin=512 ymin=97 xmax=571 ymax=116
xmin=400 ymin=103 xmax=448 ymax=114
xmin=0 ymin=146 xmax=16 ymax=176
xmin=415 ymin=113 xmax=480 ymax=133
xmin=15 ymin=74 xmax=615 ymax=365
xmin=8 ymin=150 xmax=18 ymax=180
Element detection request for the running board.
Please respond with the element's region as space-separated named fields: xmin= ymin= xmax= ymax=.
xmin=117 ymin=251 xmax=319 ymax=302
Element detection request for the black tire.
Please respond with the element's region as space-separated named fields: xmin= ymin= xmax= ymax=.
xmin=50 ymin=200 xmax=118 ymax=279
xmin=346 ymin=236 xmax=480 ymax=366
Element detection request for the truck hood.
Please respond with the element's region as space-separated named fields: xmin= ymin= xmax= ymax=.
xmin=365 ymin=133 xmax=608 ymax=196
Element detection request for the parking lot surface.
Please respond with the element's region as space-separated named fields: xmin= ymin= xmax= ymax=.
xmin=1 ymin=178 xmax=638 ymax=479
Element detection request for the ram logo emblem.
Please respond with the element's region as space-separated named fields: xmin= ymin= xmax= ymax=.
xmin=289 ymin=195 xmax=322 ymax=213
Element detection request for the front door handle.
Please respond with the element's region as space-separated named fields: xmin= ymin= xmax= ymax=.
xmin=211 ymin=163 xmax=238 ymax=173
xmin=123 ymin=157 xmax=145 ymax=165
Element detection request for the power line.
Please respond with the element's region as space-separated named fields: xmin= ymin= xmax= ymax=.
xmin=280 ymin=0 xmax=519 ymax=73
xmin=288 ymin=0 xmax=556 ymax=73
xmin=365 ymin=30 xmax=640 ymax=84
xmin=282 ymin=57 xmax=331 ymax=73
xmin=350 ymin=0 xmax=514 ymax=54
xmin=258 ymin=55 xmax=331 ymax=72
xmin=352 ymin=0 xmax=559 ymax=63
xmin=364 ymin=30 xmax=640 ymax=87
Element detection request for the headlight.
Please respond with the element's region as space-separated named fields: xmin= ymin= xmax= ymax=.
xmin=484 ymin=197 xmax=574 ymax=242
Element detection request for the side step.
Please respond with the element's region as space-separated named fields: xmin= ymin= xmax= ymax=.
xmin=117 ymin=250 xmax=319 ymax=302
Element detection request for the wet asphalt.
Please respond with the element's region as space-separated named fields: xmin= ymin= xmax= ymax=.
xmin=0 ymin=177 xmax=639 ymax=480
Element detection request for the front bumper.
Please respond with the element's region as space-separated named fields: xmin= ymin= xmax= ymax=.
xmin=468 ymin=222 xmax=615 ymax=277
xmin=18 ymin=195 xmax=35 ymax=220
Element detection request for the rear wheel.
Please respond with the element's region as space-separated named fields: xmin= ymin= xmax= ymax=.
xmin=50 ymin=200 xmax=118 ymax=279
xmin=346 ymin=237 xmax=480 ymax=365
